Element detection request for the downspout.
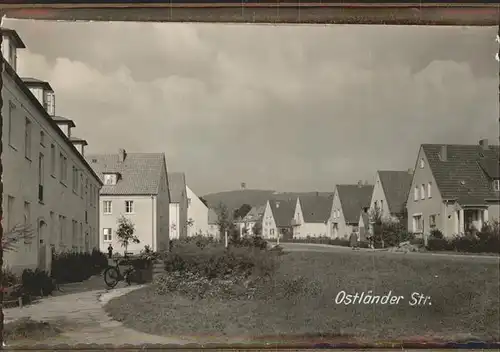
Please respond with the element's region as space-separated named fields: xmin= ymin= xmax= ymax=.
xmin=151 ymin=194 xmax=155 ymax=251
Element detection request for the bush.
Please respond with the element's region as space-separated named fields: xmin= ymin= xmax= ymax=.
xmin=2 ymin=266 xmax=20 ymax=288
xmin=164 ymin=241 xmax=278 ymax=279
xmin=51 ymin=249 xmax=108 ymax=284
xmin=232 ymin=234 xmax=268 ymax=250
xmin=21 ymin=269 xmax=55 ymax=297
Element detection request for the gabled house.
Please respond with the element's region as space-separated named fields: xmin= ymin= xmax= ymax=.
xmin=207 ymin=208 xmax=220 ymax=239
xmin=238 ymin=204 xmax=265 ymax=236
xmin=87 ymin=149 xmax=170 ymax=253
xmin=370 ymin=170 xmax=413 ymax=224
xmin=262 ymin=198 xmax=295 ymax=240
xmin=2 ymin=28 xmax=102 ymax=274
xmin=328 ymin=182 xmax=374 ymax=239
xmin=168 ymin=172 xmax=188 ymax=240
xmin=291 ymin=194 xmax=333 ymax=238
xmin=186 ymin=185 xmax=209 ymax=237
xmin=406 ymin=139 xmax=500 ymax=238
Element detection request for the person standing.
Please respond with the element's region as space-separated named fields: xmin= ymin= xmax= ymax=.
xmin=349 ymin=231 xmax=358 ymax=250
xmin=107 ymin=244 xmax=113 ymax=259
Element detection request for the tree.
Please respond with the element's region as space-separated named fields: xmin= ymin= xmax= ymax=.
xmin=252 ymin=221 xmax=263 ymax=237
xmin=116 ymin=216 xmax=140 ymax=255
xmin=215 ymin=203 xmax=231 ymax=238
xmin=2 ymin=223 xmax=35 ymax=252
xmin=233 ymin=203 xmax=252 ymax=220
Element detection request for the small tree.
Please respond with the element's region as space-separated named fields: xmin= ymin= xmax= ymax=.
xmin=116 ymin=216 xmax=139 ymax=255
xmin=215 ymin=202 xmax=231 ymax=238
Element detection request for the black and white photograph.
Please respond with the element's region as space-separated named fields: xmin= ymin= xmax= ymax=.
xmin=1 ymin=14 xmax=499 ymax=348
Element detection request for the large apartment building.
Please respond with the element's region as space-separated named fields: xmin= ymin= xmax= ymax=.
xmin=1 ymin=28 xmax=102 ymax=274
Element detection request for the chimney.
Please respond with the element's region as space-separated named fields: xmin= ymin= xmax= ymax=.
xmin=118 ymin=148 xmax=126 ymax=162
xmin=479 ymin=139 xmax=489 ymax=150
xmin=357 ymin=180 xmax=363 ymax=188
xmin=407 ymin=168 xmax=414 ymax=175
xmin=440 ymin=145 xmax=447 ymax=161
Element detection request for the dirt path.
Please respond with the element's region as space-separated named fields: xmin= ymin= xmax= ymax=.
xmin=4 ymin=284 xmax=193 ymax=346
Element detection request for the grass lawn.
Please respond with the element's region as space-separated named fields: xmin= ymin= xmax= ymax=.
xmin=104 ymin=250 xmax=499 ymax=343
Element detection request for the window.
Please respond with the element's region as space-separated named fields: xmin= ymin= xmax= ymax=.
xmin=270 ymin=229 xmax=275 ymax=236
xmin=60 ymin=153 xmax=67 ymax=182
xmin=380 ymin=200 xmax=384 ymax=213
xmin=414 ymin=187 xmax=419 ymax=201
xmin=187 ymin=198 xmax=191 ymax=207
xmin=412 ymin=214 xmax=423 ymax=233
xmin=125 ymin=200 xmax=134 ymax=214
xmin=421 ymin=184 xmax=425 ymax=200
xmin=429 ymin=215 xmax=436 ymax=228
xmin=103 ymin=201 xmax=112 ymax=214
xmin=494 ymin=180 xmax=500 ymax=192
xmin=72 ymin=167 xmax=79 ymax=192
xmin=59 ymin=215 xmax=66 ymax=243
xmin=25 ymin=118 xmax=32 ymax=160
xmin=50 ymin=144 xmax=56 ymax=176
xmin=72 ymin=220 xmax=78 ymax=246
xmin=80 ymin=174 xmax=84 ymax=198
xmin=427 ymin=182 xmax=432 ymax=198
xmin=104 ymin=174 xmax=117 ymax=185
xmin=419 ymin=158 xmax=425 ymax=168
xmin=38 ymin=153 xmax=44 ymax=202
xmin=40 ymin=131 xmax=46 ymax=147
xmin=103 ymin=228 xmax=113 ymax=242
xmin=9 ymin=42 xmax=16 ymax=70
xmin=8 ymin=102 xmax=15 ymax=147
xmin=7 ymin=196 xmax=15 ymax=231
xmin=85 ymin=179 xmax=89 ymax=206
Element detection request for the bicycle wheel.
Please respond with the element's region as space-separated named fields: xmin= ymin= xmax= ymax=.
xmin=104 ymin=266 xmax=120 ymax=288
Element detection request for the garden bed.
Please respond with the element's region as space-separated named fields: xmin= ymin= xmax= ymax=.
xmin=104 ymin=249 xmax=499 ymax=343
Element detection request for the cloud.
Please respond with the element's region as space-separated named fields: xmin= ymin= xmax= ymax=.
xmin=4 ymin=19 xmax=498 ymax=194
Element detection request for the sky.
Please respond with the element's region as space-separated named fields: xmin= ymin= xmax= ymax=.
xmin=3 ymin=19 xmax=498 ymax=196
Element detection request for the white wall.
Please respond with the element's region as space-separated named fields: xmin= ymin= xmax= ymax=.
xmin=99 ymin=195 xmax=156 ymax=254
xmin=262 ymin=201 xmax=278 ymax=240
xmin=2 ymin=70 xmax=101 ymax=274
xmin=186 ymin=185 xmax=209 ymax=237
xmin=327 ymin=189 xmax=350 ymax=239
xmin=169 ymin=203 xmax=180 ymax=240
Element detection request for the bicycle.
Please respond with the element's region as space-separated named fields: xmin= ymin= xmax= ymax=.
xmin=103 ymin=258 xmax=137 ymax=288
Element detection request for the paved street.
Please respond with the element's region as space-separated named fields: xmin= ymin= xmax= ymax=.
xmin=276 ymin=242 xmax=500 ymax=264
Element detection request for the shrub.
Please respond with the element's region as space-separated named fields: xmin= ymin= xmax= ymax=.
xmin=164 ymin=241 xmax=278 ymax=279
xmin=51 ymin=249 xmax=108 ymax=284
xmin=430 ymin=229 xmax=444 ymax=239
xmin=21 ymin=269 xmax=55 ymax=297
xmin=2 ymin=266 xmax=20 ymax=288
xmin=232 ymin=234 xmax=268 ymax=250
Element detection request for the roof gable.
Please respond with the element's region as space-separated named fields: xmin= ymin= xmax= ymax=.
xmin=86 ymin=152 xmax=165 ymax=195
xmin=378 ymin=170 xmax=413 ymax=214
xmin=168 ymin=172 xmax=186 ymax=203
xmin=422 ymin=143 xmax=499 ymax=205
xmin=269 ymin=198 xmax=296 ymax=227
xmin=243 ymin=204 xmax=265 ymax=222
xmin=298 ymin=195 xmax=333 ymax=223
xmin=336 ymin=184 xmax=374 ymax=224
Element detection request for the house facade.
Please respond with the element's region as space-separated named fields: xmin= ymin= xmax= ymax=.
xmin=87 ymin=150 xmax=170 ymax=254
xmin=186 ymin=185 xmax=209 ymax=237
xmin=262 ymin=198 xmax=295 ymax=240
xmin=369 ymin=170 xmax=413 ymax=224
xmin=292 ymin=195 xmax=332 ymax=238
xmin=238 ymin=205 xmax=265 ymax=236
xmin=328 ymin=183 xmax=374 ymax=239
xmin=406 ymin=140 xmax=500 ymax=238
xmin=168 ymin=172 xmax=188 ymax=240
xmin=2 ymin=28 xmax=102 ymax=274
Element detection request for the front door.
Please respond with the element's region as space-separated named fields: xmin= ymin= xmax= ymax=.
xmin=38 ymin=220 xmax=47 ymax=271
xmin=331 ymin=223 xmax=338 ymax=238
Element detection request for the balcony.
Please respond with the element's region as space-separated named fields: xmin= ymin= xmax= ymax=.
xmin=38 ymin=184 xmax=44 ymax=203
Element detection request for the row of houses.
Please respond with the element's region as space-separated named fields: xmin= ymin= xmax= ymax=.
xmin=1 ymin=27 xmax=214 ymax=274
xmin=233 ymin=140 xmax=499 ymax=242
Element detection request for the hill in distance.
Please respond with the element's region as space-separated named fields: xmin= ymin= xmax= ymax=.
xmin=202 ymin=189 xmax=334 ymax=213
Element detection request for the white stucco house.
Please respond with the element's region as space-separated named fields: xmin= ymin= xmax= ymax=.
xmin=262 ymin=198 xmax=295 ymax=240
xmin=168 ymin=172 xmax=188 ymax=240
xmin=328 ymin=182 xmax=373 ymax=239
xmin=370 ymin=170 xmax=413 ymax=223
xmin=1 ymin=28 xmax=102 ymax=274
xmin=235 ymin=204 xmax=265 ymax=236
xmin=406 ymin=140 xmax=500 ymax=238
xmin=291 ymin=194 xmax=333 ymax=239
xmin=186 ymin=185 xmax=209 ymax=237
xmin=86 ymin=150 xmax=170 ymax=254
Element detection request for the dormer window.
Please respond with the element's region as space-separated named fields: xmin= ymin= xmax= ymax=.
xmin=103 ymin=173 xmax=118 ymax=185
xmin=9 ymin=42 xmax=17 ymax=71
xmin=494 ymin=180 xmax=500 ymax=192
xmin=44 ymin=91 xmax=55 ymax=116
